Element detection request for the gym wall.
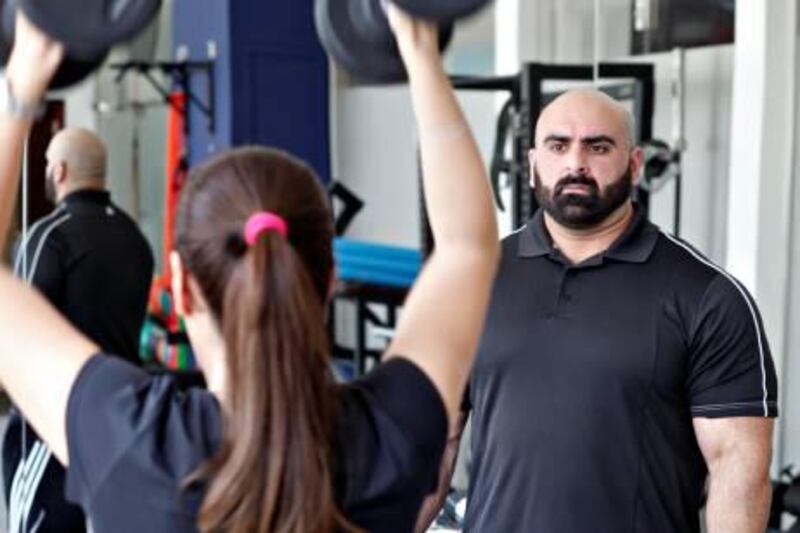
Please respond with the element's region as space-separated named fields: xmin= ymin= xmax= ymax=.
xmin=785 ymin=142 xmax=800 ymax=474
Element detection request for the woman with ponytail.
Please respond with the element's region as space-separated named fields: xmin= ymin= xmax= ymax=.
xmin=0 ymin=6 xmax=498 ymax=533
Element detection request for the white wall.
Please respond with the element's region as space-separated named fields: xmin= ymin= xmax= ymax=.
xmin=777 ymin=14 xmax=800 ymax=471
xmin=333 ymin=85 xmax=418 ymax=246
xmin=784 ymin=137 xmax=800 ymax=470
xmin=552 ymin=0 xmax=632 ymax=65
xmin=56 ymin=79 xmax=98 ymax=132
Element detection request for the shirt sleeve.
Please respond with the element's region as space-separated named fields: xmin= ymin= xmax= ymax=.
xmin=337 ymin=358 xmax=448 ymax=512
xmin=64 ymin=356 xmax=221 ymax=511
xmin=687 ymin=273 xmax=779 ymax=419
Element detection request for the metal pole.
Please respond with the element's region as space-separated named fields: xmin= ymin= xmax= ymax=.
xmin=671 ymin=47 xmax=686 ymax=236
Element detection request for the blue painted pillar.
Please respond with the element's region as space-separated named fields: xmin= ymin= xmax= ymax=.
xmin=172 ymin=0 xmax=330 ymax=183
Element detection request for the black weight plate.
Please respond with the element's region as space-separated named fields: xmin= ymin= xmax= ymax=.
xmin=1 ymin=0 xmax=107 ymax=89
xmin=393 ymin=0 xmax=491 ymax=22
xmin=315 ymin=0 xmax=454 ymax=84
xmin=20 ymin=0 xmax=161 ymax=60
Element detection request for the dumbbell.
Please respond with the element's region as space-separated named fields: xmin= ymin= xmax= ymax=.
xmin=315 ymin=0 xmax=491 ymax=84
xmin=0 ymin=0 xmax=161 ymax=89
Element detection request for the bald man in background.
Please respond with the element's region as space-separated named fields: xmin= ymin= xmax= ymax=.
xmin=418 ymin=89 xmax=777 ymax=532
xmin=3 ymin=128 xmax=154 ymax=532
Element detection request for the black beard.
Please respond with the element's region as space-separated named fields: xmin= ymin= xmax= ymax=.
xmin=533 ymin=166 xmax=633 ymax=230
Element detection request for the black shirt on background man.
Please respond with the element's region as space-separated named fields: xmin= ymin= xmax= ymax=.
xmin=13 ymin=190 xmax=154 ymax=363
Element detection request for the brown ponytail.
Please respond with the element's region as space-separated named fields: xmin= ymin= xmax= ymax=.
xmin=175 ymin=147 xmax=358 ymax=532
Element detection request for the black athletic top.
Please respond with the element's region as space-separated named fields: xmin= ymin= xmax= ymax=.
xmin=464 ymin=207 xmax=779 ymax=533
xmin=64 ymin=355 xmax=447 ymax=532
xmin=13 ymin=189 xmax=154 ymax=364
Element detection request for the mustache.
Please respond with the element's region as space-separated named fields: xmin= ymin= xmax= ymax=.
xmin=553 ymin=174 xmax=599 ymax=196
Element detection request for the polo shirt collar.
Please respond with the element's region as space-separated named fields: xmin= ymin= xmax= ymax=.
xmin=517 ymin=209 xmax=551 ymax=258
xmin=517 ymin=203 xmax=659 ymax=264
xmin=62 ymin=189 xmax=111 ymax=206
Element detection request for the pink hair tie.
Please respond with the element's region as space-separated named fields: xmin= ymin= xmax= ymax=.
xmin=244 ymin=212 xmax=289 ymax=246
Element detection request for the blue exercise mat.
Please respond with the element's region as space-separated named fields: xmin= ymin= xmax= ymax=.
xmin=334 ymin=238 xmax=422 ymax=288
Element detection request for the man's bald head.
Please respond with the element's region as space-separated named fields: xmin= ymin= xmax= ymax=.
xmin=47 ymin=128 xmax=107 ymax=184
xmin=536 ymin=88 xmax=636 ymax=149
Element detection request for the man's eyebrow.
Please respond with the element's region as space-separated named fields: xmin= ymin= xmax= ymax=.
xmin=580 ymin=135 xmax=616 ymax=146
xmin=542 ymin=134 xmax=571 ymax=144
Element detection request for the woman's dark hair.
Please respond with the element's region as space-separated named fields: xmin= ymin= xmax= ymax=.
xmin=176 ymin=146 xmax=355 ymax=532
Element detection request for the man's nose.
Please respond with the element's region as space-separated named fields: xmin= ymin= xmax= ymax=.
xmin=565 ymin=146 xmax=589 ymax=175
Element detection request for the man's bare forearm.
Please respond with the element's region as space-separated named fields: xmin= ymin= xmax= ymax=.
xmin=705 ymin=461 xmax=771 ymax=532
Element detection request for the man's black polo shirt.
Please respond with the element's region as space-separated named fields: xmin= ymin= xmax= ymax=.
xmin=13 ymin=189 xmax=154 ymax=363
xmin=464 ymin=206 xmax=778 ymax=533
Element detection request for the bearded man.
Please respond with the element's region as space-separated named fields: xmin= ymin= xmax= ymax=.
xmin=417 ymin=89 xmax=777 ymax=533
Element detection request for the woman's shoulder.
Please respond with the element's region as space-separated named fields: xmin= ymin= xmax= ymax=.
xmin=333 ymin=358 xmax=448 ymax=531
xmin=65 ymin=355 xmax=222 ymax=512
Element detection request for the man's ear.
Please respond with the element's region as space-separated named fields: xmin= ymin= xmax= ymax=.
xmin=630 ymin=146 xmax=645 ymax=186
xmin=54 ymin=161 xmax=68 ymax=185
